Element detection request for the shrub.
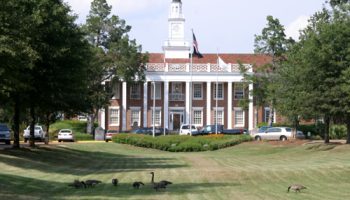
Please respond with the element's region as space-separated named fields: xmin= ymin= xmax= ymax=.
xmin=112 ymin=134 xmax=252 ymax=152
xmin=330 ymin=125 xmax=347 ymax=139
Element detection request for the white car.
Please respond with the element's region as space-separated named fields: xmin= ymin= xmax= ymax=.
xmin=58 ymin=129 xmax=74 ymax=142
xmin=251 ymin=127 xmax=294 ymax=141
xmin=105 ymin=130 xmax=118 ymax=142
xmin=23 ymin=125 xmax=46 ymax=142
xmin=179 ymin=124 xmax=196 ymax=135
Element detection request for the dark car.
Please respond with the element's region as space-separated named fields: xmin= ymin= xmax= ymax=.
xmin=0 ymin=124 xmax=11 ymax=145
xmin=131 ymin=127 xmax=164 ymax=136
xmin=192 ymin=125 xmax=224 ymax=136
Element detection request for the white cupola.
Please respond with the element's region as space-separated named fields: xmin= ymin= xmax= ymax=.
xmin=163 ymin=0 xmax=190 ymax=59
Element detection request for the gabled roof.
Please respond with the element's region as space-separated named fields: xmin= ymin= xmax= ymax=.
xmin=148 ymin=53 xmax=271 ymax=67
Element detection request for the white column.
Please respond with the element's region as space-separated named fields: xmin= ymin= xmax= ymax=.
xmin=227 ymin=82 xmax=233 ymax=129
xmin=206 ymin=81 xmax=211 ymax=125
xmin=164 ymin=81 xmax=169 ymax=129
xmin=143 ymin=82 xmax=148 ymax=127
xmin=99 ymin=109 xmax=105 ymax=129
xmin=249 ymin=83 xmax=254 ymax=130
xmin=122 ymin=82 xmax=127 ymax=131
xmin=185 ymin=81 xmax=190 ymax=124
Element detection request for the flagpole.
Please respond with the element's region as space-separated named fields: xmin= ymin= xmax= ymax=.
xmin=190 ymin=29 xmax=193 ymax=136
xmin=216 ymin=50 xmax=219 ymax=134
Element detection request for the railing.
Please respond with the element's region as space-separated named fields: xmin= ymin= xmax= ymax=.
xmin=169 ymin=93 xmax=185 ymax=101
xmin=146 ymin=63 xmax=251 ymax=73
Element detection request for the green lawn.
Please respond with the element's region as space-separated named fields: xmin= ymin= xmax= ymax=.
xmin=0 ymin=141 xmax=349 ymax=199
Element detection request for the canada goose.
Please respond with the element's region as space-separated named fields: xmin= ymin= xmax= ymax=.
xmin=287 ymin=184 xmax=307 ymax=192
xmin=150 ymin=172 xmax=172 ymax=191
xmin=68 ymin=180 xmax=86 ymax=189
xmin=85 ymin=179 xmax=102 ymax=187
xmin=133 ymin=181 xmax=144 ymax=189
xmin=112 ymin=178 xmax=118 ymax=186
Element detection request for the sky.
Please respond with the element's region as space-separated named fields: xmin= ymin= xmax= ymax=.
xmin=63 ymin=0 xmax=326 ymax=53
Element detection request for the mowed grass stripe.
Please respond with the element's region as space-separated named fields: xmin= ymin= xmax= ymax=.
xmin=1 ymin=142 xmax=350 ymax=199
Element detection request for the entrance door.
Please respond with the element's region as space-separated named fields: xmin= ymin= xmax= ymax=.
xmin=173 ymin=114 xmax=181 ymax=130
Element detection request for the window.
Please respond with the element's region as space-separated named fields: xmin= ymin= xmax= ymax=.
xmin=109 ymin=107 xmax=119 ymax=126
xmin=151 ymin=82 xmax=161 ymax=100
xmin=193 ymin=83 xmax=202 ymax=99
xmin=151 ymin=109 xmax=161 ymax=126
xmin=234 ymin=108 xmax=244 ymax=127
xmin=234 ymin=83 xmax=244 ymax=99
xmin=172 ymin=83 xmax=182 ymax=93
xmin=213 ymin=83 xmax=223 ymax=99
xmin=112 ymin=83 xmax=120 ymax=99
xmin=130 ymin=83 xmax=141 ymax=99
xmin=214 ymin=109 xmax=224 ymax=125
xmin=193 ymin=109 xmax=203 ymax=125
xmin=264 ymin=107 xmax=274 ymax=123
xmin=130 ymin=108 xmax=140 ymax=127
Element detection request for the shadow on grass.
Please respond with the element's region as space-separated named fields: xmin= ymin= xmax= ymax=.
xmin=0 ymin=145 xmax=186 ymax=176
xmin=0 ymin=173 xmax=240 ymax=199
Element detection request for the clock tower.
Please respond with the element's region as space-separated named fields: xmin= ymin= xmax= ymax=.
xmin=163 ymin=0 xmax=190 ymax=59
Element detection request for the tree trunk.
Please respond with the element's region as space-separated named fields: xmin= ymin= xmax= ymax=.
xmin=44 ymin=113 xmax=50 ymax=145
xmin=292 ymin=115 xmax=299 ymax=139
xmin=324 ymin=115 xmax=330 ymax=144
xmin=12 ymin=95 xmax=20 ymax=149
xmin=346 ymin=116 xmax=350 ymax=144
xmin=29 ymin=106 xmax=36 ymax=148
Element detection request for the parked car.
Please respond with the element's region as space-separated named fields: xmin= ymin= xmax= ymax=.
xmin=23 ymin=125 xmax=46 ymax=142
xmin=251 ymin=127 xmax=296 ymax=141
xmin=58 ymin=129 xmax=74 ymax=142
xmin=192 ymin=125 xmax=224 ymax=136
xmin=105 ymin=130 xmax=119 ymax=142
xmin=295 ymin=131 xmax=305 ymax=139
xmin=179 ymin=124 xmax=196 ymax=135
xmin=131 ymin=127 xmax=163 ymax=136
xmin=0 ymin=124 xmax=11 ymax=145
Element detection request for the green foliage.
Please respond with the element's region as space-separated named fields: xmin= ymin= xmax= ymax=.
xmin=330 ymin=125 xmax=347 ymax=139
xmin=113 ymin=134 xmax=252 ymax=152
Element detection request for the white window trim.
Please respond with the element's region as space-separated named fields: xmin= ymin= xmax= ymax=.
xmin=151 ymin=82 xmax=162 ymax=100
xmin=234 ymin=107 xmax=245 ymax=127
xmin=130 ymin=107 xmax=141 ymax=126
xmin=193 ymin=83 xmax=203 ymax=100
xmin=130 ymin=83 xmax=141 ymax=99
xmin=234 ymin=83 xmax=245 ymax=100
xmin=213 ymin=107 xmax=224 ymax=125
xmin=151 ymin=107 xmax=162 ymax=127
xmin=192 ymin=107 xmax=203 ymax=126
xmin=109 ymin=106 xmax=120 ymax=126
xmin=213 ymin=83 xmax=224 ymax=100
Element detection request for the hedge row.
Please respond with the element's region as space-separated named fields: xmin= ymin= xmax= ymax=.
xmin=112 ymin=134 xmax=252 ymax=152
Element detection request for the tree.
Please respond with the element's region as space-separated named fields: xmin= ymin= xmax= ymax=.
xmin=0 ymin=0 xmax=40 ymax=148
xmin=252 ymin=16 xmax=294 ymax=126
xmin=275 ymin=1 xmax=350 ymax=143
xmin=83 ymin=0 xmax=148 ymax=134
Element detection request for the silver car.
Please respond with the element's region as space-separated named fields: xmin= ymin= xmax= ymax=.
xmin=252 ymin=127 xmax=293 ymax=141
xmin=58 ymin=129 xmax=74 ymax=142
xmin=105 ymin=130 xmax=119 ymax=142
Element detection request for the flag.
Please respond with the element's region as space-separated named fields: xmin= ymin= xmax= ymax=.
xmin=218 ymin=56 xmax=229 ymax=71
xmin=192 ymin=32 xmax=203 ymax=58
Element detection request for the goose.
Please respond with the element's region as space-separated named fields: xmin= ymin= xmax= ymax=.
xmin=150 ymin=172 xmax=172 ymax=191
xmin=85 ymin=179 xmax=102 ymax=187
xmin=287 ymin=184 xmax=307 ymax=192
xmin=132 ymin=181 xmax=144 ymax=189
xmin=112 ymin=178 xmax=118 ymax=186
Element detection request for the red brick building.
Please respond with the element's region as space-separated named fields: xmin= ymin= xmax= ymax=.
xmin=99 ymin=0 xmax=274 ymax=132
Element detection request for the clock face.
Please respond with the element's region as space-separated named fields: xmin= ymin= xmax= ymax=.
xmin=172 ymin=24 xmax=180 ymax=32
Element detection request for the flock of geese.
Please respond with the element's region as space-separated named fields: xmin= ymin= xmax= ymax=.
xmin=69 ymin=172 xmax=307 ymax=193
xmin=68 ymin=171 xmax=172 ymax=191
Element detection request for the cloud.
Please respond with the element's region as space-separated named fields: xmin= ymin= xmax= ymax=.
xmin=114 ymin=0 xmax=166 ymax=16
xmin=285 ymin=15 xmax=310 ymax=40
